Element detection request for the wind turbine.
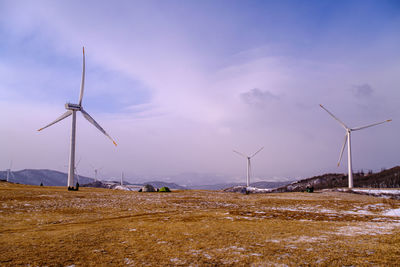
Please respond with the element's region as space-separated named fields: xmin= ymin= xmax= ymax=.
xmin=233 ymin=147 xmax=264 ymax=187
xmin=90 ymin=165 xmax=103 ymax=181
xmin=320 ymin=104 xmax=391 ymax=188
xmin=38 ymin=47 xmax=117 ymax=190
xmin=6 ymin=161 xmax=15 ymax=182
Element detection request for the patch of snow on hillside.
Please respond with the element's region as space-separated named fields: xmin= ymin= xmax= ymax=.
xmin=246 ymin=187 xmax=273 ymax=193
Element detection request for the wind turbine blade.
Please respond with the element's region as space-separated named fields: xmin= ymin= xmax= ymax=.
xmin=351 ymin=119 xmax=392 ymax=131
xmin=319 ymin=104 xmax=349 ymax=130
xmin=80 ymin=109 xmax=117 ymax=146
xmin=337 ymin=134 xmax=348 ymax=167
xmin=37 ymin=111 xmax=73 ymax=131
xmin=78 ymin=47 xmax=85 ymax=106
xmin=233 ymin=150 xmax=247 ymax=158
xmin=250 ymin=146 xmax=264 ymax=158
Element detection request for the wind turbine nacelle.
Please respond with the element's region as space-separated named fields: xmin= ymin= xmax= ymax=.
xmin=65 ymin=103 xmax=81 ymax=111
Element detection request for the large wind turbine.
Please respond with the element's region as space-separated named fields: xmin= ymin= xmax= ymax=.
xmin=320 ymin=104 xmax=391 ymax=188
xmin=233 ymin=147 xmax=264 ymax=187
xmin=38 ymin=47 xmax=117 ymax=190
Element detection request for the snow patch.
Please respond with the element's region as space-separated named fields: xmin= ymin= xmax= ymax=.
xmin=124 ymin=258 xmax=134 ymax=265
xmin=382 ymin=208 xmax=400 ymax=217
xmin=113 ymin=185 xmax=134 ymax=191
xmin=250 ymin=253 xmax=262 ymax=257
xmin=203 ymin=253 xmax=212 ymax=259
xmin=335 ymin=222 xmax=400 ymax=236
xmin=246 ymin=186 xmax=274 ymax=193
xmin=351 ymin=189 xmax=400 ymax=195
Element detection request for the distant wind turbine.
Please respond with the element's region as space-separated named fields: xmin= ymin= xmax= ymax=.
xmin=90 ymin=165 xmax=103 ymax=181
xmin=6 ymin=161 xmax=15 ymax=182
xmin=38 ymin=47 xmax=117 ymax=190
xmin=320 ymin=104 xmax=391 ymax=188
xmin=233 ymin=147 xmax=264 ymax=187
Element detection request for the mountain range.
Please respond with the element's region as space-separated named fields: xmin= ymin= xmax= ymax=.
xmin=0 ymin=169 xmax=94 ymax=186
xmin=0 ymin=169 xmax=292 ymax=190
xmin=3 ymin=167 xmax=398 ymax=191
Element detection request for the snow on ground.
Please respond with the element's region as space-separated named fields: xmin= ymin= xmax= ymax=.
xmin=334 ymin=222 xmax=400 ymax=236
xmin=350 ymin=189 xmax=400 ymax=195
xmin=337 ymin=188 xmax=400 ymax=199
xmin=382 ymin=208 xmax=400 ymax=217
xmin=113 ymin=185 xmax=135 ymax=191
xmin=255 ymin=202 xmax=400 ymax=220
xmin=246 ymin=187 xmax=274 ymax=193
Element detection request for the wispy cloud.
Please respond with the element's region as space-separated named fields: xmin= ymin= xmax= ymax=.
xmin=240 ymin=88 xmax=280 ymax=107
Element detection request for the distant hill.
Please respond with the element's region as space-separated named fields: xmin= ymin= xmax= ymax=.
xmin=0 ymin=169 xmax=94 ymax=186
xmin=271 ymin=166 xmax=400 ymax=193
xmin=191 ymin=183 xmax=242 ymax=190
xmin=250 ymin=180 xmax=295 ymax=189
xmin=193 ymin=181 xmax=293 ymax=190
xmin=82 ymin=180 xmax=187 ymax=190
xmin=143 ymin=181 xmax=187 ymax=190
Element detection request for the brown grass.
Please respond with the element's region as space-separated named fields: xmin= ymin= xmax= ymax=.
xmin=0 ymin=182 xmax=399 ymax=266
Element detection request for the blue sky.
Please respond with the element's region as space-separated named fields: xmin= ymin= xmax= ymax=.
xmin=0 ymin=0 xmax=399 ymax=185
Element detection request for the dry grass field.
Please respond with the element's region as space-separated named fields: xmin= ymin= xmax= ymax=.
xmin=0 ymin=182 xmax=399 ymax=266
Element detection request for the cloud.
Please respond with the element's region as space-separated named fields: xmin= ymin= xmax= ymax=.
xmin=353 ymin=84 xmax=374 ymax=98
xmin=0 ymin=1 xmax=399 ymax=183
xmin=240 ymin=88 xmax=280 ymax=107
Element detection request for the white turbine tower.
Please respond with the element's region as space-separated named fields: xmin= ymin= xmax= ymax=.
xmin=233 ymin=147 xmax=264 ymax=187
xmin=320 ymin=104 xmax=391 ymax=189
xmin=90 ymin=165 xmax=103 ymax=181
xmin=38 ymin=47 xmax=117 ymax=190
xmin=6 ymin=161 xmax=14 ymax=182
xmin=74 ymin=158 xmax=82 ymax=186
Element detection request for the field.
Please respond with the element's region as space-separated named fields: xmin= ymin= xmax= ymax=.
xmin=0 ymin=182 xmax=399 ymax=266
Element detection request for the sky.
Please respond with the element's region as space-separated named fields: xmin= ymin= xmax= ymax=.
xmin=0 ymin=0 xmax=399 ymax=185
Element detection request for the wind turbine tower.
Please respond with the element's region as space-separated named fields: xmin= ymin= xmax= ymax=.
xmin=6 ymin=161 xmax=13 ymax=182
xmin=320 ymin=104 xmax=391 ymax=188
xmin=233 ymin=147 xmax=264 ymax=187
xmin=90 ymin=165 xmax=102 ymax=181
xmin=38 ymin=47 xmax=117 ymax=190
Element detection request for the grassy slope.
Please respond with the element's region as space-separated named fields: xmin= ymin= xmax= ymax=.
xmin=0 ymin=182 xmax=399 ymax=266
